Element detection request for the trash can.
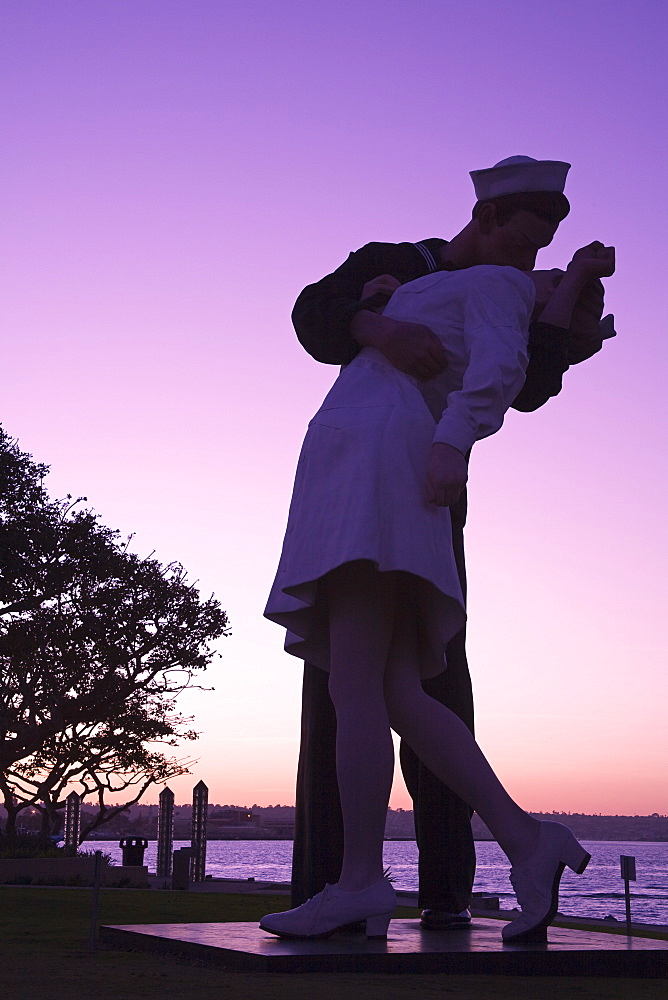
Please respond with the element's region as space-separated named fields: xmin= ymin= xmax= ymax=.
xmin=172 ymin=847 xmax=194 ymax=890
xmin=119 ymin=837 xmax=149 ymax=866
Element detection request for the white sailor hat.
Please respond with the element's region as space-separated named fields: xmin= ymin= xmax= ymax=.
xmin=470 ymin=155 xmax=571 ymax=200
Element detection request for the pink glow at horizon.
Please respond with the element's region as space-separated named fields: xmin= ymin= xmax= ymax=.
xmin=2 ymin=2 xmax=667 ymax=815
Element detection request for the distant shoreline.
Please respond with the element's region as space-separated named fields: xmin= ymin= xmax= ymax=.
xmin=83 ymin=835 xmax=668 ymax=843
xmin=15 ymin=807 xmax=664 ymax=844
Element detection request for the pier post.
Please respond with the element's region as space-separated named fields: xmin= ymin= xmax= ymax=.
xmin=191 ymin=780 xmax=208 ymax=882
xmin=156 ymin=787 xmax=175 ymax=878
xmin=64 ymin=791 xmax=81 ymax=855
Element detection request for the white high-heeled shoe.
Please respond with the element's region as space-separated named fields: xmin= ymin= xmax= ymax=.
xmin=260 ymin=877 xmax=396 ymax=939
xmin=502 ymin=821 xmax=591 ymax=942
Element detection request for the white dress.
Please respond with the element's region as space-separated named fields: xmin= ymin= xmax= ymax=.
xmin=265 ymin=266 xmax=535 ymax=676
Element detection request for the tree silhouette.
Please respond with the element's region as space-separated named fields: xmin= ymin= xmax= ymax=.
xmin=0 ymin=427 xmax=229 ymax=839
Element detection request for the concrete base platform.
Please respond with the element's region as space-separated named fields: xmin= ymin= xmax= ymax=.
xmin=101 ymin=918 xmax=667 ymax=976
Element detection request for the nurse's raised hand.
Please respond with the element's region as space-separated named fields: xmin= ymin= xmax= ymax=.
xmin=567 ymin=242 xmax=616 ymax=280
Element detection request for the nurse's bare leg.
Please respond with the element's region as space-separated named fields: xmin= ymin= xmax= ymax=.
xmin=380 ymin=597 xmax=591 ymax=943
xmin=383 ymin=595 xmax=539 ymax=865
xmin=327 ymin=560 xmax=398 ymax=892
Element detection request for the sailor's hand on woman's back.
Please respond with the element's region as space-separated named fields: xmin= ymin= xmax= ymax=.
xmin=361 ymin=274 xmax=402 ymax=301
xmin=426 ymin=442 xmax=468 ymax=507
xmin=351 ymin=309 xmax=448 ymax=382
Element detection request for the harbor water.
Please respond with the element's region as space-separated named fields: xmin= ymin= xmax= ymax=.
xmin=93 ymin=838 xmax=667 ymax=926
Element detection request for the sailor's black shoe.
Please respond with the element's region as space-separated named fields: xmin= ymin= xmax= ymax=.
xmin=420 ymin=908 xmax=472 ymax=930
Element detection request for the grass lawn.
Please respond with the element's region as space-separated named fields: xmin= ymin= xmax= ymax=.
xmin=1 ymin=886 xmax=664 ymax=1000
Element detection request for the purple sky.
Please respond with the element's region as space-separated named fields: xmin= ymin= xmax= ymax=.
xmin=2 ymin=1 xmax=667 ymax=813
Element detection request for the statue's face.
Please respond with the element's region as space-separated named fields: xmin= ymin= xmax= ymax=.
xmin=483 ymin=210 xmax=559 ymax=271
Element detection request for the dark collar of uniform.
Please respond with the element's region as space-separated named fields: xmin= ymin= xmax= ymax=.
xmin=413 ymin=238 xmax=449 ymax=273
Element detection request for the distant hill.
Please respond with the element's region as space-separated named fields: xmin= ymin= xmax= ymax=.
xmin=470 ymin=811 xmax=668 ymax=843
xmin=386 ymin=809 xmax=668 ymax=843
